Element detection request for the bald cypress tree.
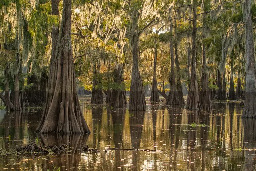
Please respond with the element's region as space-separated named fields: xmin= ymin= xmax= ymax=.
xmin=37 ymin=0 xmax=90 ymax=134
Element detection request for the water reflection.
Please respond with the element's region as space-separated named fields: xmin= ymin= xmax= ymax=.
xmin=0 ymin=103 xmax=254 ymax=170
xmin=40 ymin=134 xmax=89 ymax=170
xmin=243 ymin=119 xmax=256 ymax=171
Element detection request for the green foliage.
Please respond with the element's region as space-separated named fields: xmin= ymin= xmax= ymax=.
xmin=251 ymin=4 xmax=256 ymax=22
xmin=231 ymin=11 xmax=242 ymax=23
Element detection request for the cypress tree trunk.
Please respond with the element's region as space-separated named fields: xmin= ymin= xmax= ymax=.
xmin=109 ymin=64 xmax=127 ymax=108
xmin=243 ymin=0 xmax=256 ymax=117
xmin=223 ymin=70 xmax=227 ymax=100
xmin=217 ymin=69 xmax=227 ymax=100
xmin=1 ymin=65 xmax=14 ymax=111
xmin=91 ymin=64 xmax=103 ymax=104
xmin=167 ymin=12 xmax=180 ymax=106
xmin=174 ymin=18 xmax=184 ymax=106
xmin=236 ymin=74 xmax=242 ymax=99
xmin=150 ymin=39 xmax=159 ymax=103
xmin=217 ymin=69 xmax=222 ymax=99
xmin=187 ymin=0 xmax=199 ymax=110
xmin=129 ymin=10 xmax=146 ymax=111
xmin=199 ymin=43 xmax=211 ymax=111
xmin=199 ymin=1 xmax=210 ymax=111
xmin=187 ymin=38 xmax=191 ymax=84
xmin=38 ymin=0 xmax=90 ymax=134
xmin=14 ymin=0 xmax=22 ymax=111
xmin=229 ymin=55 xmax=235 ymax=100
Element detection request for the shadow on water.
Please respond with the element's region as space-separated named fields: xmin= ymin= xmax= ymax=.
xmin=0 ymin=102 xmax=254 ymax=170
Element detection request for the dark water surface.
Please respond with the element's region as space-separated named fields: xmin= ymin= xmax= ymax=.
xmin=0 ymin=102 xmax=255 ymax=170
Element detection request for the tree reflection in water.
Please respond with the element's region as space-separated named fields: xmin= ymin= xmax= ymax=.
xmin=0 ymin=103 xmax=255 ymax=170
xmin=40 ymin=134 xmax=89 ymax=170
xmin=243 ymin=119 xmax=256 ymax=171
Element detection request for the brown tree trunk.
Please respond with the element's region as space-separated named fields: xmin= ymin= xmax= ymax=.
xmin=236 ymin=73 xmax=242 ymax=99
xmin=187 ymin=0 xmax=199 ymax=110
xmin=150 ymin=40 xmax=160 ymax=103
xmin=229 ymin=55 xmax=235 ymax=100
xmin=167 ymin=12 xmax=180 ymax=106
xmin=129 ymin=10 xmax=146 ymax=111
xmin=13 ymin=1 xmax=22 ymax=111
xmin=91 ymin=64 xmax=103 ymax=104
xmin=243 ymin=0 xmax=256 ymax=117
xmin=199 ymin=1 xmax=211 ymax=111
xmin=217 ymin=69 xmax=222 ymax=99
xmin=38 ymin=0 xmax=90 ymax=134
xmin=109 ymin=64 xmax=126 ymax=108
xmin=174 ymin=18 xmax=184 ymax=106
xmin=199 ymin=43 xmax=211 ymax=111
xmin=187 ymin=40 xmax=191 ymax=84
xmin=0 ymin=65 xmax=14 ymax=111
xmin=217 ymin=69 xmax=226 ymax=100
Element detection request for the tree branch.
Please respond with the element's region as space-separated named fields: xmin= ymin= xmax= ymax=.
xmin=158 ymin=89 xmax=168 ymax=99
xmin=139 ymin=19 xmax=157 ymax=36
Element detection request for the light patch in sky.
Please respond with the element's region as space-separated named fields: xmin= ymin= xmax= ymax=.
xmin=74 ymin=8 xmax=80 ymax=14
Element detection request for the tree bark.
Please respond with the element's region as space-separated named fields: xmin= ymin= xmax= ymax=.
xmin=236 ymin=73 xmax=242 ymax=99
xmin=13 ymin=0 xmax=22 ymax=111
xmin=129 ymin=10 xmax=146 ymax=111
xmin=229 ymin=55 xmax=235 ymax=100
xmin=91 ymin=64 xmax=103 ymax=104
xmin=108 ymin=64 xmax=127 ymax=108
xmin=37 ymin=0 xmax=90 ymax=134
xmin=150 ymin=38 xmax=160 ymax=103
xmin=199 ymin=6 xmax=211 ymax=111
xmin=0 ymin=65 xmax=14 ymax=111
xmin=217 ymin=69 xmax=226 ymax=100
xmin=187 ymin=0 xmax=199 ymax=110
xmin=243 ymin=0 xmax=256 ymax=117
xmin=167 ymin=12 xmax=180 ymax=106
xmin=199 ymin=43 xmax=211 ymax=111
xmin=174 ymin=18 xmax=184 ymax=106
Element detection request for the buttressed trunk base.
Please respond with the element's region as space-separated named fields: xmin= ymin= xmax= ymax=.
xmin=37 ymin=0 xmax=90 ymax=134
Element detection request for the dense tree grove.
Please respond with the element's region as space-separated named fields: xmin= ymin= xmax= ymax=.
xmin=0 ymin=0 xmax=256 ymax=133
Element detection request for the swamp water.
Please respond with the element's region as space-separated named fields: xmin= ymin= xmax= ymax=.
xmin=0 ymin=102 xmax=255 ymax=170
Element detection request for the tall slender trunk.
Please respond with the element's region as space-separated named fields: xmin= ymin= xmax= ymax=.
xmin=229 ymin=55 xmax=235 ymax=100
xmin=236 ymin=72 xmax=242 ymax=99
xmin=150 ymin=36 xmax=159 ymax=103
xmin=174 ymin=18 xmax=184 ymax=106
xmin=38 ymin=0 xmax=90 ymax=134
xmin=14 ymin=0 xmax=22 ymax=111
xmin=199 ymin=5 xmax=211 ymax=111
xmin=129 ymin=10 xmax=146 ymax=111
xmin=199 ymin=43 xmax=211 ymax=110
xmin=167 ymin=11 xmax=180 ymax=106
xmin=187 ymin=0 xmax=199 ymax=110
xmin=91 ymin=63 xmax=103 ymax=104
xmin=2 ymin=66 xmax=14 ymax=111
xmin=187 ymin=40 xmax=191 ymax=84
xmin=243 ymin=0 xmax=256 ymax=117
